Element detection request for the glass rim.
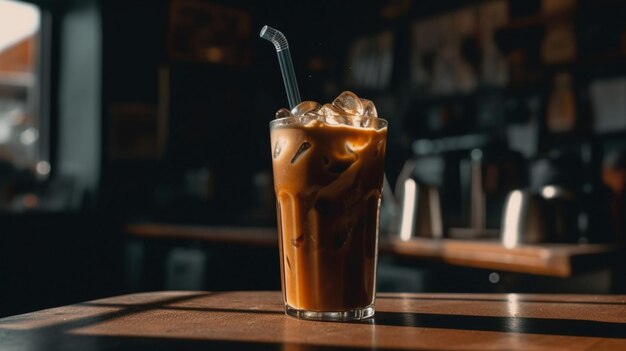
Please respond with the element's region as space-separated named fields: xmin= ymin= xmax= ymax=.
xmin=270 ymin=116 xmax=388 ymax=129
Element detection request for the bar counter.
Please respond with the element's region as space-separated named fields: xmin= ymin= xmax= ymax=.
xmin=125 ymin=223 xmax=619 ymax=277
xmin=1 ymin=291 xmax=625 ymax=350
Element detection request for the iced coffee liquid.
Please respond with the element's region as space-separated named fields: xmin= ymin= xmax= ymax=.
xmin=270 ymin=117 xmax=387 ymax=312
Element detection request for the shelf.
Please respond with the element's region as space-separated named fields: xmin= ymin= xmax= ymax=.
xmin=380 ymin=237 xmax=619 ymax=277
xmin=125 ymin=223 xmax=620 ymax=278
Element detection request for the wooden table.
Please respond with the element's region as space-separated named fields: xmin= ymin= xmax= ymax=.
xmin=1 ymin=291 xmax=625 ymax=350
xmin=126 ymin=223 xmax=619 ymax=277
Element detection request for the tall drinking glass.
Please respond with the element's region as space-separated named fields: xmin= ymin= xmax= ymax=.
xmin=269 ymin=115 xmax=387 ymax=321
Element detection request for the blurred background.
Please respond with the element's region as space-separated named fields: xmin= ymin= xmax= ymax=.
xmin=1 ymin=0 xmax=626 ymax=317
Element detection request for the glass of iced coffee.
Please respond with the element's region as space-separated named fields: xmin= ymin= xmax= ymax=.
xmin=269 ymin=91 xmax=387 ymax=321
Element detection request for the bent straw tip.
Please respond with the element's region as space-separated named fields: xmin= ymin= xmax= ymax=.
xmin=259 ymin=25 xmax=288 ymax=51
xmin=259 ymin=25 xmax=269 ymax=38
xmin=259 ymin=25 xmax=276 ymax=40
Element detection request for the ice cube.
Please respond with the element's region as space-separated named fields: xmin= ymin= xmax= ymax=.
xmin=361 ymin=98 xmax=378 ymax=117
xmin=325 ymin=115 xmax=349 ymax=125
xmin=290 ymin=234 xmax=304 ymax=247
xmin=319 ymin=103 xmax=341 ymax=117
xmin=375 ymin=139 xmax=385 ymax=157
xmin=275 ymin=108 xmax=293 ymax=119
xmin=332 ymin=91 xmax=363 ymax=116
xmin=360 ymin=117 xmax=376 ymax=128
xmin=291 ymin=101 xmax=322 ymax=117
xmin=274 ymin=139 xmax=286 ymax=159
xmin=291 ymin=141 xmax=311 ymax=163
xmin=319 ymin=104 xmax=348 ymax=125
xmin=346 ymin=140 xmax=367 ymax=153
xmin=299 ymin=115 xmax=317 ymax=125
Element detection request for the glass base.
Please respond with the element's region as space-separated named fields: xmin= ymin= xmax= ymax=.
xmin=285 ymin=303 xmax=375 ymax=321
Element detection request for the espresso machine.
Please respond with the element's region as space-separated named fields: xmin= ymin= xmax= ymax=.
xmin=396 ymin=134 xmax=526 ymax=240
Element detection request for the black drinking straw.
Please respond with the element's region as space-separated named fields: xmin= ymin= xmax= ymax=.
xmin=260 ymin=25 xmax=301 ymax=109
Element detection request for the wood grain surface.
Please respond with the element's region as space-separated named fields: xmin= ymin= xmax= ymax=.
xmin=1 ymin=291 xmax=625 ymax=350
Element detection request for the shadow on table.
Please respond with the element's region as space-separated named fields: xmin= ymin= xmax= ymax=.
xmin=367 ymin=311 xmax=626 ymax=339
xmin=0 ymin=333 xmax=426 ymax=351
xmin=378 ymin=295 xmax=626 ymax=306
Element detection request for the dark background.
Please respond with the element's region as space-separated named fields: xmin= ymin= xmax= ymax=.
xmin=1 ymin=0 xmax=626 ymax=317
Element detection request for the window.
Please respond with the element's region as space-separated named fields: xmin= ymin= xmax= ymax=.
xmin=0 ymin=0 xmax=50 ymax=209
